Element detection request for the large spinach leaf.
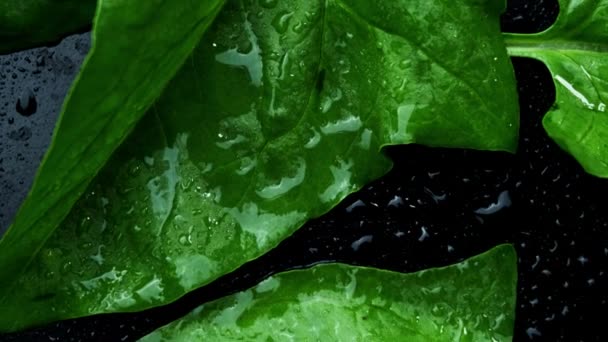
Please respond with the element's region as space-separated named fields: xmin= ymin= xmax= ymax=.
xmin=505 ymin=0 xmax=608 ymax=177
xmin=141 ymin=245 xmax=517 ymax=342
xmin=0 ymin=0 xmax=96 ymax=54
xmin=0 ymin=0 xmax=518 ymax=331
xmin=0 ymin=0 xmax=225 ymax=331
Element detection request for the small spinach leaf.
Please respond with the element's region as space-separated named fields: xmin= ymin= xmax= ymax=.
xmin=141 ymin=245 xmax=517 ymax=342
xmin=0 ymin=0 xmax=225 ymax=331
xmin=505 ymin=0 xmax=608 ymax=177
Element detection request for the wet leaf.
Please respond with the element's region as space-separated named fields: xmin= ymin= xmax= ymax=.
xmin=0 ymin=0 xmax=225 ymax=331
xmin=0 ymin=0 xmax=96 ymax=54
xmin=0 ymin=0 xmax=518 ymax=331
xmin=141 ymin=245 xmax=517 ymax=342
xmin=505 ymin=0 xmax=608 ymax=177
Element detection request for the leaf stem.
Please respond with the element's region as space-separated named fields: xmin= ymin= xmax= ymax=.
xmin=503 ymin=33 xmax=608 ymax=57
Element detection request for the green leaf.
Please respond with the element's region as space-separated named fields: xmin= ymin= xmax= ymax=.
xmin=505 ymin=0 xmax=608 ymax=177
xmin=0 ymin=0 xmax=518 ymax=331
xmin=140 ymin=245 xmax=518 ymax=342
xmin=0 ymin=0 xmax=225 ymax=332
xmin=0 ymin=0 xmax=96 ymax=54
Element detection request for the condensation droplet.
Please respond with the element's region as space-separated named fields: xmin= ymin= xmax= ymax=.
xmin=15 ymin=90 xmax=37 ymax=116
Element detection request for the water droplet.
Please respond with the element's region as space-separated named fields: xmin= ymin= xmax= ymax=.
xmin=577 ymin=256 xmax=589 ymax=265
xmin=526 ymin=327 xmax=542 ymax=339
xmin=271 ymin=11 xmax=293 ymax=34
xmin=129 ymin=164 xmax=141 ymax=176
xmin=216 ymin=134 xmax=247 ymax=150
xmin=319 ymin=159 xmax=354 ymax=203
xmin=345 ymin=199 xmax=366 ymax=213
xmin=474 ymin=190 xmax=511 ymax=215
xmin=424 ymin=187 xmax=446 ymax=203
xmin=178 ymin=234 xmax=191 ymax=246
xmin=428 ymin=171 xmax=440 ymax=179
xmin=304 ymin=128 xmax=321 ymax=149
xmin=531 ymin=255 xmax=540 ymax=269
xmin=236 ymin=157 xmax=257 ymax=176
xmin=90 ymin=245 xmax=105 ymax=265
xmin=320 ymin=115 xmax=362 ymax=135
xmin=256 ymin=158 xmax=306 ymax=199
xmin=36 ymin=51 xmax=47 ymax=67
xmin=351 ymin=235 xmax=373 ymax=251
xmin=62 ymin=261 xmax=73 ymax=272
xmin=15 ymin=90 xmax=37 ymax=116
xmin=418 ymin=227 xmax=430 ymax=242
xmin=7 ymin=126 xmax=31 ymax=141
xmin=215 ymin=19 xmax=263 ymax=87
xmin=293 ymin=21 xmax=305 ymax=33
xmin=180 ymin=177 xmax=194 ymax=190
xmin=387 ymin=195 xmax=403 ymax=208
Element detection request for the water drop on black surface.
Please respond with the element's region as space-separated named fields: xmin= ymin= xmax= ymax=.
xmin=15 ymin=91 xmax=37 ymax=116
xmin=7 ymin=127 xmax=32 ymax=142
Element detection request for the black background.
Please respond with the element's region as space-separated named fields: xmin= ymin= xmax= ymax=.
xmin=3 ymin=0 xmax=607 ymax=341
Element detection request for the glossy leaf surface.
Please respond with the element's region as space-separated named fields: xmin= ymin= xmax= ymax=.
xmin=0 ymin=0 xmax=97 ymax=54
xmin=505 ymin=0 xmax=608 ymax=177
xmin=0 ymin=0 xmax=225 ymax=331
xmin=0 ymin=0 xmax=518 ymax=331
xmin=141 ymin=245 xmax=517 ymax=342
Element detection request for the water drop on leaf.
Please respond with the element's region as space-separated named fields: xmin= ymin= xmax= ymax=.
xmin=272 ymin=11 xmax=293 ymax=34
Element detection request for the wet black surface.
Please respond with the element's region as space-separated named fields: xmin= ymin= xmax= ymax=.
xmin=0 ymin=34 xmax=89 ymax=231
xmin=3 ymin=0 xmax=608 ymax=341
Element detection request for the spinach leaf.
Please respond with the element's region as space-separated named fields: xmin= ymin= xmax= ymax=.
xmin=141 ymin=245 xmax=517 ymax=342
xmin=0 ymin=0 xmax=96 ymax=54
xmin=0 ymin=0 xmax=225 ymax=331
xmin=505 ymin=0 xmax=608 ymax=177
xmin=0 ymin=0 xmax=518 ymax=331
